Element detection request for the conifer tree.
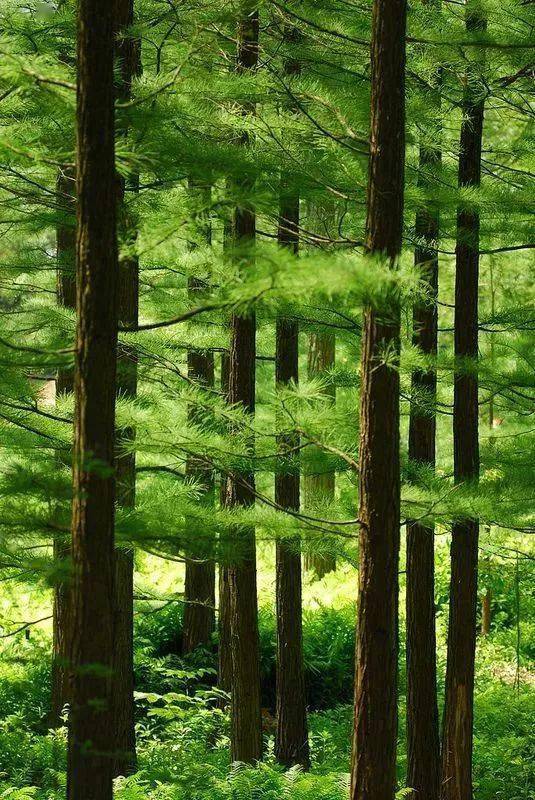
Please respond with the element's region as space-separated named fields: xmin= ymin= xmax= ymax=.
xmin=351 ymin=0 xmax=406 ymax=798
xmin=225 ymin=0 xmax=262 ymax=764
xmin=406 ymin=24 xmax=441 ymax=800
xmin=67 ymin=0 xmax=118 ymax=796
xmin=275 ymin=153 xmax=309 ymax=770
xmin=183 ymin=181 xmax=216 ymax=656
xmin=441 ymin=4 xmax=486 ymax=798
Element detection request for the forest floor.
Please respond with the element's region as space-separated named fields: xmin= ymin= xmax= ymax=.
xmin=0 ymin=557 xmax=533 ymax=799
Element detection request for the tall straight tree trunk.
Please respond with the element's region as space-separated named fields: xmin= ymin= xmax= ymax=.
xmin=67 ymin=0 xmax=118 ymax=796
xmin=441 ymin=7 xmax=485 ymax=799
xmin=350 ymin=0 xmax=406 ymax=798
xmin=406 ymin=85 xmax=441 ymax=800
xmin=304 ymin=331 xmax=336 ymax=578
xmin=112 ymin=0 xmax=140 ymax=776
xmin=183 ymin=182 xmax=216 ymax=655
xmin=275 ymin=182 xmax=309 ymax=769
xmin=51 ymin=166 xmax=76 ymax=728
xmin=224 ymin=1 xmax=262 ymax=763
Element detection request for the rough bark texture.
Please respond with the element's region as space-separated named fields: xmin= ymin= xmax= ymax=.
xmin=67 ymin=0 xmax=118 ymax=796
xmin=304 ymin=332 xmax=336 ymax=578
xmin=51 ymin=166 xmax=76 ymax=728
xmin=224 ymin=2 xmax=262 ymax=763
xmin=406 ymin=139 xmax=441 ymax=799
xmin=350 ymin=1 xmax=406 ymax=799
xmin=183 ymin=183 xmax=216 ymax=655
xmin=225 ymin=303 xmax=261 ymax=762
xmin=112 ymin=0 xmax=140 ymax=775
xmin=441 ymin=10 xmax=485 ymax=800
xmin=275 ymin=189 xmax=309 ymax=769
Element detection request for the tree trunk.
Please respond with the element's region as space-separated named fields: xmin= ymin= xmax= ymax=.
xmin=111 ymin=0 xmax=140 ymax=776
xmin=304 ymin=332 xmax=336 ymax=578
xmin=441 ymin=10 xmax=485 ymax=799
xmin=224 ymin=2 xmax=262 ymax=763
xmin=183 ymin=183 xmax=216 ymax=655
xmin=350 ymin=0 xmax=406 ymax=798
xmin=67 ymin=0 xmax=118 ymax=796
xmin=182 ymin=342 xmax=216 ymax=653
xmin=406 ymin=111 xmax=441 ymax=800
xmin=217 ymin=562 xmax=232 ymax=695
xmin=275 ymin=186 xmax=309 ymax=769
xmin=51 ymin=166 xmax=76 ymax=728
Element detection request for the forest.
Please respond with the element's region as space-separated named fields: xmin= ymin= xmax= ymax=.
xmin=0 ymin=0 xmax=533 ymax=798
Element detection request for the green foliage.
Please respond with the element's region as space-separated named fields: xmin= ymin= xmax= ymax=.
xmin=0 ymin=0 xmax=533 ymax=798
xmin=0 ymin=676 xmax=533 ymax=800
xmin=0 ymin=657 xmax=51 ymax=733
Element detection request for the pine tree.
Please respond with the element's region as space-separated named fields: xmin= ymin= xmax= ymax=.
xmin=275 ymin=163 xmax=309 ymax=770
xmin=183 ymin=180 xmax=216 ymax=656
xmin=406 ymin=24 xmax=441 ymax=799
xmin=224 ymin=0 xmax=262 ymax=764
xmin=351 ymin=0 xmax=407 ymax=798
xmin=441 ymin=4 xmax=486 ymax=798
xmin=67 ymin=0 xmax=118 ymax=795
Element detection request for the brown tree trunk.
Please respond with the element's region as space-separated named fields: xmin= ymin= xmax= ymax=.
xmin=350 ymin=0 xmax=406 ymax=798
xmin=182 ymin=342 xmax=216 ymax=653
xmin=217 ymin=562 xmax=232 ymax=694
xmin=304 ymin=332 xmax=336 ymax=578
xmin=111 ymin=1 xmax=140 ymax=776
xmin=51 ymin=166 xmax=76 ymax=728
xmin=275 ymin=186 xmax=309 ymax=769
xmin=406 ymin=135 xmax=441 ymax=800
xmin=441 ymin=11 xmax=485 ymax=800
xmin=224 ymin=1 xmax=262 ymax=763
xmin=183 ymin=183 xmax=216 ymax=655
xmin=67 ymin=0 xmax=118 ymax=795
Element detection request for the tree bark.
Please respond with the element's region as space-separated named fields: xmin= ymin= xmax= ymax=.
xmin=183 ymin=183 xmax=216 ymax=655
xmin=111 ymin=0 xmax=140 ymax=776
xmin=182 ymin=342 xmax=216 ymax=654
xmin=67 ymin=0 xmax=118 ymax=796
xmin=51 ymin=166 xmax=76 ymax=728
xmin=224 ymin=1 xmax=262 ymax=763
xmin=275 ymin=186 xmax=309 ymax=769
xmin=406 ymin=109 xmax=441 ymax=800
xmin=304 ymin=331 xmax=336 ymax=578
xmin=350 ymin=1 xmax=406 ymax=799
xmin=441 ymin=8 xmax=485 ymax=800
